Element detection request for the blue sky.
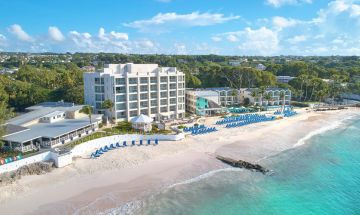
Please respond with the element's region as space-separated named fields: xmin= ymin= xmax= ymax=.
xmin=0 ymin=0 xmax=359 ymax=55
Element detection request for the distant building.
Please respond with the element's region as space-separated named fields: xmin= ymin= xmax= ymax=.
xmin=185 ymin=88 xmax=240 ymax=116
xmin=228 ymin=59 xmax=247 ymax=66
xmin=243 ymin=88 xmax=292 ymax=106
xmin=0 ymin=68 xmax=18 ymax=74
xmin=84 ymin=63 xmax=186 ymax=122
xmin=277 ymin=76 xmax=295 ymax=83
xmin=81 ymin=66 xmax=96 ymax=72
xmin=1 ymin=102 xmax=102 ymax=153
xmin=256 ymin=63 xmax=266 ymax=71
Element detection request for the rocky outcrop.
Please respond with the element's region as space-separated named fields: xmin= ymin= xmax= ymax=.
xmin=216 ymin=155 xmax=271 ymax=175
xmin=0 ymin=160 xmax=55 ymax=185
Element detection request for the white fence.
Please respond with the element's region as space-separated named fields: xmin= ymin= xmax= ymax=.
xmin=0 ymin=152 xmax=53 ymax=174
xmin=0 ymin=133 xmax=184 ymax=174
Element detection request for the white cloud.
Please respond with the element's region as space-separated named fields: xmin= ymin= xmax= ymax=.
xmin=135 ymin=40 xmax=155 ymax=49
xmin=237 ymin=27 xmax=279 ymax=55
xmin=0 ymin=34 xmax=7 ymax=46
xmin=124 ymin=12 xmax=240 ymax=33
xmin=266 ymin=0 xmax=312 ymax=7
xmin=211 ymin=36 xmax=222 ymax=42
xmin=287 ymin=35 xmax=307 ymax=44
xmin=272 ymin=16 xmax=300 ymax=29
xmin=226 ymin=34 xmax=238 ymax=42
xmin=48 ymin=26 xmax=65 ymax=42
xmin=174 ymin=43 xmax=187 ymax=54
xmin=69 ymin=31 xmax=93 ymax=48
xmin=98 ymin=27 xmax=128 ymax=41
xmin=8 ymin=24 xmax=33 ymax=42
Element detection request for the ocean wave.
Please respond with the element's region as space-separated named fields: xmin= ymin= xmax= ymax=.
xmin=293 ymin=114 xmax=357 ymax=148
xmin=167 ymin=167 xmax=243 ymax=189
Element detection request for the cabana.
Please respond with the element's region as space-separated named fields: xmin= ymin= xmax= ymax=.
xmin=130 ymin=114 xmax=153 ymax=132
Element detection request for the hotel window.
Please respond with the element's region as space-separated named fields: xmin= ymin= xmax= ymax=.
xmin=178 ymin=76 xmax=184 ymax=82
xmin=130 ymin=110 xmax=138 ymax=117
xmin=178 ymin=97 xmax=185 ymax=103
xmin=170 ymin=76 xmax=177 ymax=82
xmin=116 ymin=95 xmax=126 ymax=102
xmin=140 ymin=77 xmax=148 ymax=84
xmin=160 ymin=84 xmax=167 ymax=90
xmin=178 ymin=83 xmax=184 ymax=89
xmin=129 ymin=94 xmax=137 ymax=101
xmin=150 ymin=85 xmax=157 ymax=91
xmin=115 ymin=78 xmax=125 ymax=85
xmin=129 ymin=102 xmax=138 ymax=109
xmin=116 ymin=111 xmax=126 ymax=119
xmin=170 ymin=98 xmax=176 ymax=104
xmin=150 ymin=92 xmax=157 ymax=99
xmin=95 ymin=86 xmax=104 ymax=93
xmin=160 ymin=92 xmax=168 ymax=98
xmin=151 ymin=108 xmax=157 ymax=114
xmin=140 ymin=101 xmax=148 ymax=108
xmin=178 ymin=90 xmax=184 ymax=96
xmin=96 ymin=102 xmax=102 ymax=109
xmin=141 ymin=109 xmax=148 ymax=115
xmin=170 ymin=105 xmax=176 ymax=111
xmin=95 ymin=94 xmax=104 ymax=101
xmin=140 ymin=93 xmax=148 ymax=100
xmin=129 ymin=78 xmax=137 ymax=85
xmin=178 ymin=104 xmax=183 ymax=110
xmin=170 ymin=91 xmax=176 ymax=97
xmin=140 ymin=85 xmax=148 ymax=92
xmin=160 ymin=99 xmax=167 ymax=106
xmin=160 ymin=106 xmax=168 ymax=112
xmin=115 ymin=86 xmax=126 ymax=94
xmin=116 ymin=103 xmax=126 ymax=110
xmin=150 ymin=77 xmax=157 ymax=83
xmin=151 ymin=100 xmax=157 ymax=106
xmin=95 ymin=78 xmax=104 ymax=85
xmin=160 ymin=76 xmax=168 ymax=83
xmin=170 ymin=83 xmax=176 ymax=90
xmin=129 ymin=86 xmax=137 ymax=93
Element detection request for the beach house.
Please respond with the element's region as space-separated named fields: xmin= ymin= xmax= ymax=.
xmin=1 ymin=102 xmax=102 ymax=153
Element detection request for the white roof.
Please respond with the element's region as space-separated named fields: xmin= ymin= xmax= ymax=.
xmin=43 ymin=111 xmax=65 ymax=118
xmin=130 ymin=114 xmax=153 ymax=124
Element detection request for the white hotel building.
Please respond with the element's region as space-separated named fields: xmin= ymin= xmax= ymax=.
xmin=84 ymin=63 xmax=186 ymax=122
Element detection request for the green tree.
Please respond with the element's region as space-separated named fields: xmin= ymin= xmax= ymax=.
xmin=80 ymin=105 xmax=93 ymax=126
xmin=102 ymin=99 xmax=114 ymax=124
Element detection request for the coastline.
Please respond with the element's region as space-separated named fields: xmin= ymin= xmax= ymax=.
xmin=0 ymin=108 xmax=359 ymax=215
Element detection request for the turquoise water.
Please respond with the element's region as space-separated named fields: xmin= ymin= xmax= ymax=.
xmin=133 ymin=117 xmax=360 ymax=215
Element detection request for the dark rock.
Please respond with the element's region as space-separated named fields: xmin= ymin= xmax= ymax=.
xmin=216 ymin=155 xmax=270 ymax=175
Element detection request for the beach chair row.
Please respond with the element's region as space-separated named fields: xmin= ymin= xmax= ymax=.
xmin=90 ymin=139 xmax=159 ymax=158
xmin=229 ymin=108 xmax=256 ymax=113
xmin=183 ymin=124 xmax=205 ymax=132
xmin=284 ymin=110 xmax=297 ymax=117
xmin=191 ymin=127 xmax=217 ymax=135
xmin=225 ymin=116 xmax=275 ymax=128
xmin=216 ymin=114 xmax=267 ymax=125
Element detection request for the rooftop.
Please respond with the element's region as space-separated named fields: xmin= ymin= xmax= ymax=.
xmin=3 ymin=115 xmax=102 ymax=143
xmin=8 ymin=102 xmax=83 ymax=126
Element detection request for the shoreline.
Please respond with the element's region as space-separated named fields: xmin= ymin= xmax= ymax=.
xmin=0 ymin=108 xmax=359 ymax=215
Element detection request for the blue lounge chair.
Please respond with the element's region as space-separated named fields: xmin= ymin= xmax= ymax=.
xmin=147 ymin=139 xmax=151 ymax=145
xmin=116 ymin=142 xmax=121 ymax=147
xmin=123 ymin=141 xmax=127 ymax=146
xmin=155 ymin=139 xmax=158 ymax=145
xmin=139 ymin=140 xmax=143 ymax=145
xmin=132 ymin=140 xmax=136 ymax=146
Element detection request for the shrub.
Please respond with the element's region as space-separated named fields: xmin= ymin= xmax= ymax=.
xmin=177 ymin=125 xmax=186 ymax=129
xmin=291 ymin=101 xmax=309 ymax=107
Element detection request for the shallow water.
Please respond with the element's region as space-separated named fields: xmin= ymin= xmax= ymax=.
xmin=129 ymin=117 xmax=360 ymax=215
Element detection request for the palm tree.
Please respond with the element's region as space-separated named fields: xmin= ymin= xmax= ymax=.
xmin=251 ymin=89 xmax=259 ymax=107
xmin=280 ymin=91 xmax=286 ymax=113
xmin=80 ymin=105 xmax=93 ymax=126
xmin=264 ymin=92 xmax=272 ymax=110
xmin=102 ymin=99 xmax=114 ymax=124
xmin=258 ymin=87 xmax=266 ymax=107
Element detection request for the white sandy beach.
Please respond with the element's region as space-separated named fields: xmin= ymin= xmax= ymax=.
xmin=0 ymin=108 xmax=359 ymax=215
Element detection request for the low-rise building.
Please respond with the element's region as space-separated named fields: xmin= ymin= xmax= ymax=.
xmin=277 ymin=76 xmax=295 ymax=83
xmin=243 ymin=88 xmax=292 ymax=106
xmin=1 ymin=102 xmax=102 ymax=153
xmin=185 ymin=87 xmax=239 ymax=116
xmin=256 ymin=63 xmax=266 ymax=71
